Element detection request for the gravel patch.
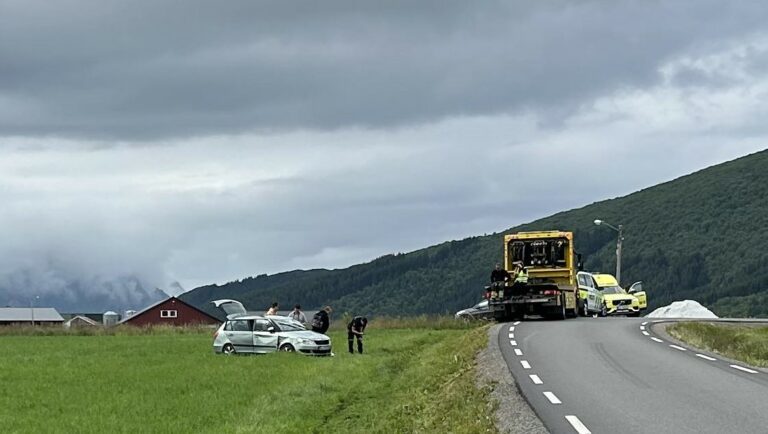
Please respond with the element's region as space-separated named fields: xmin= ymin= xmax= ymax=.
xmin=476 ymin=323 xmax=548 ymax=434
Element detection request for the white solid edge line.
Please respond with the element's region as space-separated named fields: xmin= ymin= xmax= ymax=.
xmin=642 ymin=331 xmax=650 ymax=336
xmin=565 ymin=415 xmax=592 ymax=434
xmin=651 ymin=337 xmax=664 ymax=343
xmin=640 ymin=326 xmax=645 ymax=331
xmin=730 ymin=364 xmax=759 ymax=374
xmin=514 ymin=349 xmax=523 ymax=356
xmin=513 ymin=321 xmax=521 ymax=325
xmin=695 ymin=354 xmax=717 ymax=361
xmin=529 ymin=374 xmax=543 ymax=385
xmin=521 ymin=360 xmax=531 ymax=369
xmin=510 ymin=340 xmax=517 ymax=346
xmin=670 ymin=344 xmax=687 ymax=351
xmin=543 ymin=391 xmax=562 ymax=404
xmin=641 ymin=321 xmax=649 ymax=326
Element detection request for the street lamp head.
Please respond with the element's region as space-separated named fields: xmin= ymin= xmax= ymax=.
xmin=594 ymin=219 xmax=603 ymax=226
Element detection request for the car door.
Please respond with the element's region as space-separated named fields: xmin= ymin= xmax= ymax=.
xmin=628 ymin=281 xmax=647 ymax=309
xmin=577 ymin=274 xmax=589 ymax=311
xmin=587 ymin=277 xmax=602 ymax=312
xmin=578 ymin=274 xmax=596 ymax=312
xmin=253 ymin=319 xmax=279 ymax=353
xmin=226 ymin=319 xmax=255 ymax=353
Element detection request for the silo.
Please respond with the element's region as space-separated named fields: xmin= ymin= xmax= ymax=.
xmin=103 ymin=311 xmax=119 ymax=327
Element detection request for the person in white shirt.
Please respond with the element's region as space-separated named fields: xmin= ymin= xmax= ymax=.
xmin=287 ymin=304 xmax=307 ymax=324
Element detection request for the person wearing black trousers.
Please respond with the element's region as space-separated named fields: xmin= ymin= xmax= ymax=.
xmin=347 ymin=316 xmax=368 ymax=354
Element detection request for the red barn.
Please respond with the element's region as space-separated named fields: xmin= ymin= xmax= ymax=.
xmin=119 ymin=296 xmax=220 ymax=327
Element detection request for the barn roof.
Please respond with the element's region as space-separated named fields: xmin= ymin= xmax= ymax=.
xmin=0 ymin=307 xmax=64 ymax=322
xmin=118 ymin=296 xmax=219 ymax=325
xmin=64 ymin=315 xmax=99 ymax=327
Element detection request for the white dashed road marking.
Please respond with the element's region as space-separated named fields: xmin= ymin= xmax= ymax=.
xmin=509 ymin=333 xmax=515 ymax=339
xmin=642 ymin=331 xmax=650 ymax=336
xmin=731 ymin=365 xmax=759 ymax=374
xmin=521 ymin=360 xmax=531 ymax=369
xmin=641 ymin=321 xmax=648 ymax=326
xmin=651 ymin=337 xmax=664 ymax=343
xmin=509 ymin=326 xmax=515 ymax=332
xmin=565 ymin=415 xmax=592 ymax=434
xmin=543 ymin=391 xmax=562 ymax=404
xmin=640 ymin=326 xmax=645 ymax=331
xmin=513 ymin=321 xmax=521 ymax=326
xmin=695 ymin=354 xmax=717 ymax=361
xmin=514 ymin=349 xmax=523 ymax=356
xmin=510 ymin=340 xmax=517 ymax=346
xmin=529 ymin=374 xmax=543 ymax=385
xmin=670 ymin=345 xmax=687 ymax=352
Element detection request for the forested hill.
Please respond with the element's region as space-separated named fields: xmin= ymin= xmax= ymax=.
xmin=182 ymin=149 xmax=768 ymax=318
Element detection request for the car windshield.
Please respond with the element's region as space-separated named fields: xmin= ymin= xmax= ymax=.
xmin=600 ymin=285 xmax=626 ymax=295
xmin=272 ymin=319 xmax=306 ymax=332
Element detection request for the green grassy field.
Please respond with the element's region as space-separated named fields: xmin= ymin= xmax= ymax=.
xmin=0 ymin=322 xmax=497 ymax=433
xmin=667 ymin=322 xmax=768 ymax=368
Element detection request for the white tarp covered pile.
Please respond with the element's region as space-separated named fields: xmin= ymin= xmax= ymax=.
xmin=647 ymin=300 xmax=718 ymax=319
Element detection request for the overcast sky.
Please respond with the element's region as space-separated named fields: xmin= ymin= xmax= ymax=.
xmin=1 ymin=1 xmax=767 ymax=294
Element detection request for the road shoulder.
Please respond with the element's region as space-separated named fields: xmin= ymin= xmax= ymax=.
xmin=651 ymin=320 xmax=768 ymax=374
xmin=476 ymin=323 xmax=548 ymax=434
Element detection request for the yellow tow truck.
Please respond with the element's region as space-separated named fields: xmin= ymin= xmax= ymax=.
xmin=488 ymin=230 xmax=580 ymax=321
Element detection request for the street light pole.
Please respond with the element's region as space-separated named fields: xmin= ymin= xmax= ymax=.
xmin=594 ymin=219 xmax=624 ymax=285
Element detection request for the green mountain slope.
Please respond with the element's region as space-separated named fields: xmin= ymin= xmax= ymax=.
xmin=182 ymin=149 xmax=768 ymax=318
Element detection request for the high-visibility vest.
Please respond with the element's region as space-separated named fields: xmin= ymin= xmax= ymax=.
xmin=515 ymin=270 xmax=529 ymax=284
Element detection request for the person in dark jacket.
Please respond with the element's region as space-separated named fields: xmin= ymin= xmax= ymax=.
xmin=347 ymin=316 xmax=368 ymax=354
xmin=490 ymin=263 xmax=510 ymax=284
xmin=311 ymin=306 xmax=332 ymax=334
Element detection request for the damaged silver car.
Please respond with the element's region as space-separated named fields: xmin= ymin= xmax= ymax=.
xmin=211 ymin=299 xmax=332 ymax=356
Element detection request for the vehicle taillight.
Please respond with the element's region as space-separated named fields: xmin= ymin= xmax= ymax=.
xmin=541 ymin=289 xmax=561 ymax=296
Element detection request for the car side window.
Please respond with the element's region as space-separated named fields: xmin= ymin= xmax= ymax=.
xmin=224 ymin=321 xmax=232 ymax=331
xmin=253 ymin=319 xmax=270 ymax=332
xmin=577 ymin=275 xmax=586 ymax=286
xmin=231 ymin=320 xmax=251 ymax=331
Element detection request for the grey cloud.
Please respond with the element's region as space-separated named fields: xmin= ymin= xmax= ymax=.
xmin=3 ymin=1 xmax=768 ymax=139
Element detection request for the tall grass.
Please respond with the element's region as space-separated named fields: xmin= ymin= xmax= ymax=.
xmin=667 ymin=322 xmax=768 ymax=367
xmin=0 ymin=322 xmax=496 ymax=433
xmin=330 ymin=314 xmax=475 ymax=331
xmin=0 ymin=323 xmax=216 ymax=336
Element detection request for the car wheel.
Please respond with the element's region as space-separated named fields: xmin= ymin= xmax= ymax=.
xmin=582 ymin=301 xmax=589 ymax=317
xmin=279 ymin=344 xmax=295 ymax=352
xmin=600 ymin=304 xmax=607 ymax=317
xmin=222 ymin=344 xmax=235 ymax=355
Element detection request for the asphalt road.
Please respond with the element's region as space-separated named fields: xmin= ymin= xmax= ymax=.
xmin=498 ymin=317 xmax=768 ymax=434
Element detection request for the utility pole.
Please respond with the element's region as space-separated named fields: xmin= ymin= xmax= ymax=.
xmin=616 ymin=225 xmax=623 ymax=285
xmin=594 ymin=219 xmax=625 ymax=286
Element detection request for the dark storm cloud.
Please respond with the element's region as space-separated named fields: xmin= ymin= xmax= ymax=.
xmin=2 ymin=0 xmax=768 ymax=139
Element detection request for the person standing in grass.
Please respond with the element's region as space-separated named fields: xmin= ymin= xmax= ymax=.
xmin=287 ymin=304 xmax=307 ymax=324
xmin=347 ymin=316 xmax=368 ymax=354
xmin=311 ymin=306 xmax=332 ymax=333
xmin=266 ymin=302 xmax=279 ymax=316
